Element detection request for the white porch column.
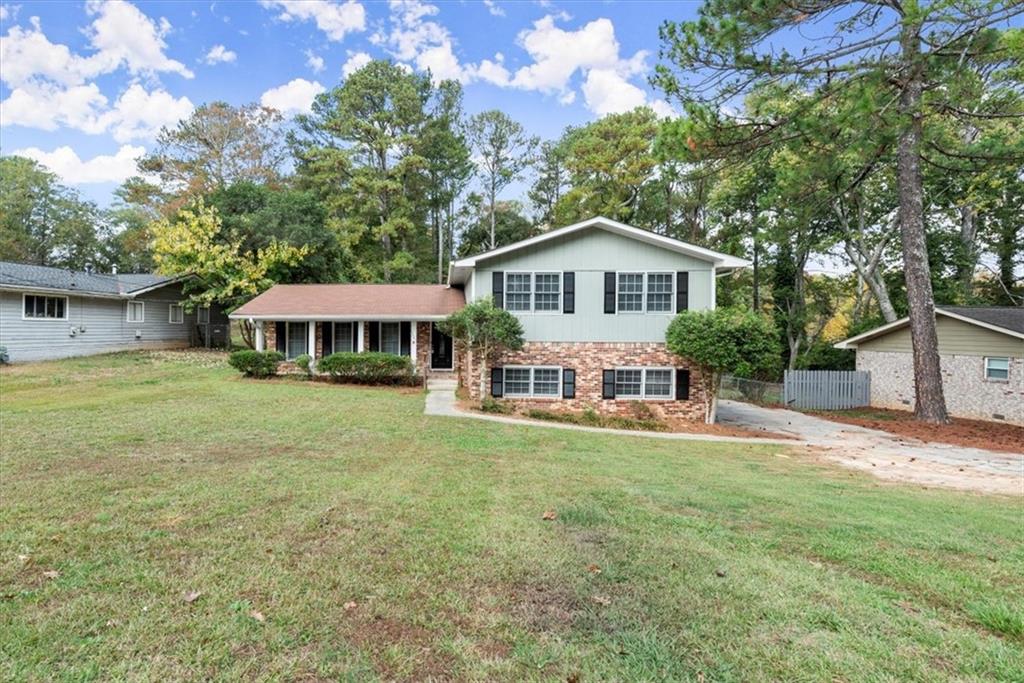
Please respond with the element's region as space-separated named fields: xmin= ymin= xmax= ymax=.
xmin=410 ymin=320 xmax=417 ymax=370
xmin=356 ymin=320 xmax=364 ymax=352
xmin=254 ymin=320 xmax=265 ymax=351
xmin=307 ymin=321 xmax=317 ymax=359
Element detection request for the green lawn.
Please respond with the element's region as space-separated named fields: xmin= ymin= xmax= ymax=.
xmin=1 ymin=352 xmax=1021 ymax=682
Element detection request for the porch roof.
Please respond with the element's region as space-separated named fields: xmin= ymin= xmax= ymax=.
xmin=229 ymin=284 xmax=465 ymax=321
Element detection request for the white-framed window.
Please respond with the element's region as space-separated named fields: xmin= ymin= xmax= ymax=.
xmin=381 ymin=322 xmax=401 ymax=355
xmin=197 ymin=306 xmax=210 ymax=324
xmin=127 ymin=301 xmax=145 ymax=323
xmin=617 ymin=272 xmax=674 ymax=314
xmin=504 ymin=366 xmax=562 ymax=398
xmin=615 ymin=367 xmax=675 ymax=399
xmin=505 ymin=272 xmax=561 ymax=313
xmin=168 ymin=303 xmax=184 ymax=324
xmin=22 ymin=294 xmax=67 ymax=320
xmin=285 ymin=321 xmax=307 ymax=360
xmin=985 ymin=357 xmax=1010 ymax=381
xmin=334 ymin=322 xmax=355 ymax=353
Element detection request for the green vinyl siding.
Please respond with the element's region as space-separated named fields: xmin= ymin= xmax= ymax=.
xmin=857 ymin=316 xmax=1024 ymax=358
xmin=470 ymin=228 xmax=716 ymax=342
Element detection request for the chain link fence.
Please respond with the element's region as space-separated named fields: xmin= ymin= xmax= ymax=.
xmin=719 ymin=375 xmax=784 ymax=406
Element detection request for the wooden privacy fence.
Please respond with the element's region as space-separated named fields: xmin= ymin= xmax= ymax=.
xmin=783 ymin=370 xmax=870 ymax=410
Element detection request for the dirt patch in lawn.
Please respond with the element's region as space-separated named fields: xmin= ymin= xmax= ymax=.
xmin=810 ymin=408 xmax=1024 ymax=454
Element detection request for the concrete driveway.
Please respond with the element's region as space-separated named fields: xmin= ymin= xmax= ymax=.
xmin=717 ymin=400 xmax=1024 ymax=495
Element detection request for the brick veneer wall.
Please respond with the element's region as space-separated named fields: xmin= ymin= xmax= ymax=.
xmin=466 ymin=341 xmax=706 ymax=420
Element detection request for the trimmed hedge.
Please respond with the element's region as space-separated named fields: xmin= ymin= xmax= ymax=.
xmin=317 ymin=352 xmax=418 ymax=385
xmin=228 ymin=350 xmax=285 ymax=378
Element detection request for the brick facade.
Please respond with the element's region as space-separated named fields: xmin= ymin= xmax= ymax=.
xmin=466 ymin=341 xmax=706 ymax=419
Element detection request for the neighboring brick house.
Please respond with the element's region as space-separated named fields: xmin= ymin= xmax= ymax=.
xmin=230 ymin=217 xmax=750 ymax=420
xmin=835 ymin=307 xmax=1024 ymax=425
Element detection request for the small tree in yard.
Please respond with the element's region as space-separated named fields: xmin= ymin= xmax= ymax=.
xmin=438 ymin=298 xmax=524 ymax=405
xmin=666 ymin=308 xmax=779 ymax=424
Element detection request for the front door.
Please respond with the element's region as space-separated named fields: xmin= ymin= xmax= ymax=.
xmin=430 ymin=323 xmax=453 ymax=370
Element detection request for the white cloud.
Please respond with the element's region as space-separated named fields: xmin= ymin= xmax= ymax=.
xmin=260 ymin=0 xmax=366 ymax=41
xmin=305 ymin=49 xmax=325 ymax=73
xmin=204 ymin=44 xmax=236 ymax=64
xmin=12 ymin=144 xmax=146 ymax=185
xmin=377 ymin=0 xmax=468 ymax=83
xmin=341 ymin=51 xmax=371 ymax=77
xmin=483 ymin=0 xmax=504 ymax=17
xmin=101 ymin=84 xmax=194 ymax=142
xmin=260 ymin=78 xmax=325 ymax=115
xmin=81 ymin=0 xmax=193 ymax=79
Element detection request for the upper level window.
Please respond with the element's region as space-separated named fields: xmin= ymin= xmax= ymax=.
xmin=127 ymin=301 xmax=145 ymax=323
xmin=618 ymin=272 xmax=673 ymax=313
xmin=168 ymin=303 xmax=184 ymax=324
xmin=615 ymin=367 xmax=674 ymax=399
xmin=504 ymin=366 xmax=561 ymax=397
xmin=23 ymin=295 xmax=66 ymax=320
xmin=985 ymin=357 xmax=1009 ymax=381
xmin=506 ymin=272 xmax=560 ymax=312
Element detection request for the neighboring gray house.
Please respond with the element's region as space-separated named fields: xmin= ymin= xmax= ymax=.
xmin=231 ymin=217 xmax=749 ymax=420
xmin=835 ymin=307 xmax=1024 ymax=425
xmin=0 ymin=261 xmax=228 ymax=362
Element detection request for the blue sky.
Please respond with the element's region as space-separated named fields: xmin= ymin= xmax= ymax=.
xmin=0 ymin=0 xmax=702 ymax=206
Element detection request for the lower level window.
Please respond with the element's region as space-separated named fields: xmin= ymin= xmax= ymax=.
xmin=616 ymin=367 xmax=674 ymax=399
xmin=23 ymin=294 xmax=66 ymax=319
xmin=127 ymin=301 xmax=145 ymax=323
xmin=504 ymin=366 xmax=561 ymax=397
xmin=985 ymin=357 xmax=1009 ymax=380
xmin=168 ymin=303 xmax=184 ymax=324
xmin=286 ymin=322 xmax=307 ymax=360
xmin=381 ymin=322 xmax=400 ymax=355
xmin=334 ymin=322 xmax=355 ymax=353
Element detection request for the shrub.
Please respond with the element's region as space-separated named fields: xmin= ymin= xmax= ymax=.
xmin=317 ymin=352 xmax=418 ymax=385
xmin=228 ymin=350 xmax=284 ymax=378
xmin=481 ymin=396 xmax=513 ymax=414
xmin=525 ymin=408 xmax=668 ymax=432
xmin=295 ymin=353 xmax=312 ymax=378
xmin=0 ymin=345 xmax=8 ymax=364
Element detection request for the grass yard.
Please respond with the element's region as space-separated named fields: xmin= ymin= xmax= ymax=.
xmin=1 ymin=352 xmax=1022 ymax=682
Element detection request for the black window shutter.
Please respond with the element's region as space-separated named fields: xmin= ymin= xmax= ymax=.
xmin=492 ymin=271 xmax=504 ymax=308
xmin=400 ymin=321 xmax=411 ymax=356
xmin=491 ymin=367 xmax=503 ymax=397
xmin=604 ymin=272 xmax=616 ymax=314
xmin=563 ymin=272 xmax=575 ymax=314
xmin=676 ymin=369 xmax=690 ymax=400
xmin=562 ymin=369 xmax=576 ymax=399
xmin=275 ymin=321 xmax=286 ymax=353
xmin=676 ymin=272 xmax=689 ymax=313
xmin=368 ymin=321 xmax=380 ymax=352
xmin=322 ymin=322 xmax=333 ymax=357
xmin=602 ymin=369 xmax=616 ymax=399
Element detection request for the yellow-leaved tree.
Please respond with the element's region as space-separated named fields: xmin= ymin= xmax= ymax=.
xmin=151 ymin=201 xmax=308 ymax=347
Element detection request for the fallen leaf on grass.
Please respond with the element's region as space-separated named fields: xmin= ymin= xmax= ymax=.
xmin=587 ymin=564 xmax=601 ymax=575
xmin=715 ymin=569 xmax=727 ymax=578
xmin=42 ymin=570 xmax=60 ymax=580
xmin=591 ymin=595 xmax=611 ymax=606
xmin=343 ymin=601 xmax=357 ymax=611
xmin=542 ymin=510 xmax=557 ymax=521
xmin=250 ymin=610 xmax=266 ymax=623
xmin=183 ymin=591 xmax=202 ymax=604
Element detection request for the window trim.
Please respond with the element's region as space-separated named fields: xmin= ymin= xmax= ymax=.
xmin=168 ymin=303 xmax=184 ymax=324
xmin=614 ymin=366 xmax=676 ymax=400
xmin=503 ymin=365 xmax=563 ymax=398
xmin=615 ymin=271 xmax=675 ymax=315
xmin=504 ymin=271 xmax=563 ymax=314
xmin=984 ymin=356 xmax=1010 ymax=382
xmin=126 ymin=300 xmax=145 ymax=323
xmin=284 ymin=321 xmax=308 ymax=361
xmin=21 ymin=293 xmax=69 ymax=321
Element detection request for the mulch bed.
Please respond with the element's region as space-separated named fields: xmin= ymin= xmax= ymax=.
xmin=811 ymin=408 xmax=1024 ymax=454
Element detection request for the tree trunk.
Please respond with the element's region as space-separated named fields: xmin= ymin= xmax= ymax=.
xmin=488 ymin=178 xmax=497 ymax=250
xmin=843 ymin=239 xmax=898 ymax=322
xmin=704 ymin=371 xmax=720 ymax=425
xmin=897 ymin=17 xmax=948 ymax=423
xmin=478 ymin=344 xmax=488 ymax=406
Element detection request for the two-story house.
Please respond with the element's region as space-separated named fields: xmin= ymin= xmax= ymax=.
xmin=230 ymin=217 xmax=749 ymax=420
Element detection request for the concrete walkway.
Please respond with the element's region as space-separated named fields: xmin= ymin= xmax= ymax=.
xmin=717 ymin=399 xmax=1023 ymax=475
xmin=423 ymin=379 xmax=799 ymax=445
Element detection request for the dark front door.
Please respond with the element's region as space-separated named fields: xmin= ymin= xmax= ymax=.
xmin=430 ymin=323 xmax=453 ymax=370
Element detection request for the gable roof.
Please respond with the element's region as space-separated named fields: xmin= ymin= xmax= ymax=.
xmin=834 ymin=307 xmax=1024 ymax=349
xmin=447 ymin=216 xmax=750 ymax=285
xmin=0 ymin=261 xmax=187 ymax=298
xmin=229 ymin=284 xmax=466 ymax=321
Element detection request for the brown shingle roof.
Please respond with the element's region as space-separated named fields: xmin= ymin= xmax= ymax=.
xmin=230 ymin=284 xmax=465 ymax=319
